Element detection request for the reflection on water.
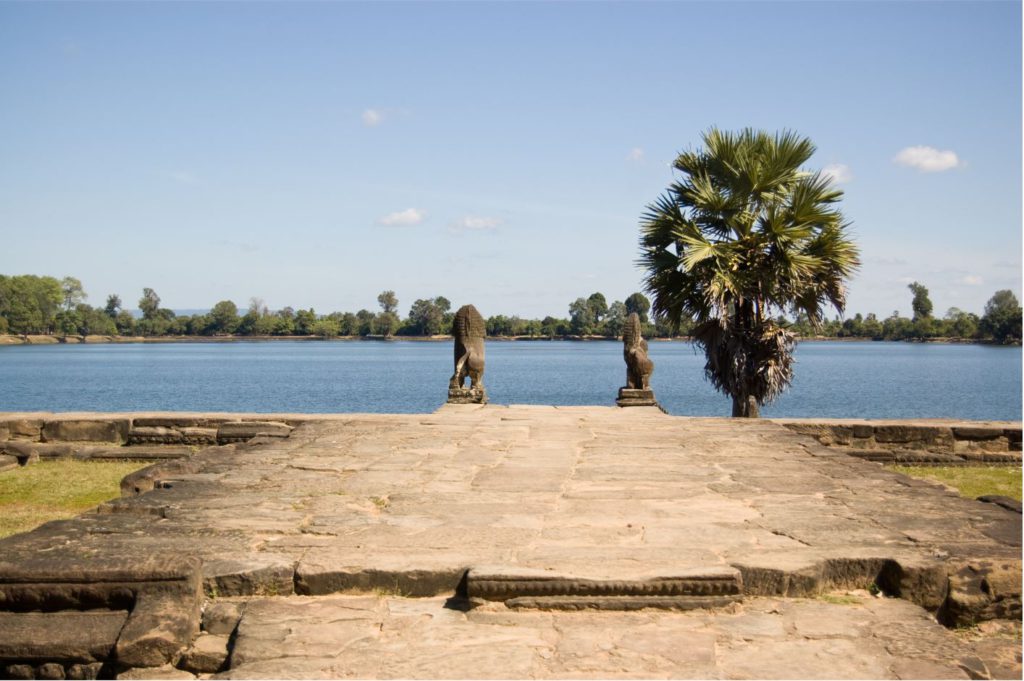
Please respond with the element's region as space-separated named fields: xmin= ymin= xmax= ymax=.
xmin=0 ymin=340 xmax=1019 ymax=420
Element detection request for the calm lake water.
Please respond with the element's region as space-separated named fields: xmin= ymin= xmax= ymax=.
xmin=0 ymin=340 xmax=1020 ymax=420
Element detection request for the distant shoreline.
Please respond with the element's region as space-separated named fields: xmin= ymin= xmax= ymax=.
xmin=0 ymin=333 xmax=1011 ymax=347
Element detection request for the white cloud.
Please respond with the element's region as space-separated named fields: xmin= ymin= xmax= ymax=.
xmin=893 ymin=146 xmax=961 ymax=172
xmin=362 ymin=109 xmax=382 ymax=127
xmin=627 ymin=147 xmax=644 ymax=162
xmin=821 ymin=163 xmax=852 ymax=184
xmin=376 ymin=208 xmax=426 ymax=227
xmin=450 ymin=215 xmax=502 ymax=233
xmin=960 ymin=275 xmax=983 ymax=286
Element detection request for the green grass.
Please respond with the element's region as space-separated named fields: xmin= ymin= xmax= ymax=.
xmin=0 ymin=460 xmax=150 ymax=538
xmin=888 ymin=465 xmax=1022 ymax=501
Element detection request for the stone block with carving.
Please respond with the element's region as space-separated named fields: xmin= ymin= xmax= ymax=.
xmin=617 ymin=313 xmax=657 ymax=407
xmin=447 ymin=304 xmax=487 ymax=404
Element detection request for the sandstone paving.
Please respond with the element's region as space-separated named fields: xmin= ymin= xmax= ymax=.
xmin=0 ymin=405 xmax=1020 ymax=678
xmin=214 ymin=592 xmax=1018 ymax=679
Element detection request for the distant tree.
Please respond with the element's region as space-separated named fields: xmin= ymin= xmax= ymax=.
xmin=568 ymin=297 xmax=595 ymax=335
xmin=604 ymin=301 xmax=627 ymax=338
xmin=862 ymin=312 xmax=883 ymax=339
xmin=115 ymin=310 xmax=136 ymax=335
xmin=587 ymin=293 xmax=608 ymax=323
xmin=60 ymin=277 xmax=87 ymax=311
xmin=408 ymin=297 xmax=448 ymax=335
xmin=907 ymin=282 xmax=933 ymax=321
xmin=338 ymin=312 xmax=357 ymax=336
xmin=295 ymin=308 xmax=317 ymax=336
xmin=248 ymin=297 xmax=267 ymax=317
xmin=376 ymin=291 xmax=399 ymax=337
xmin=355 ymin=309 xmax=375 ymax=336
xmin=139 ymin=288 xmax=161 ymax=320
xmin=624 ymin=292 xmax=651 ymax=324
xmin=980 ymin=290 xmax=1022 ymax=343
xmin=104 ymin=294 xmax=122 ymax=319
xmin=311 ymin=318 xmax=341 ymax=338
xmin=540 ymin=316 xmax=559 ymax=337
xmin=943 ymin=307 xmax=979 ymax=339
xmin=209 ymin=300 xmax=240 ymax=334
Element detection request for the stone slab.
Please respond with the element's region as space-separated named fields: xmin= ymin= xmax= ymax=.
xmin=0 ymin=610 xmax=128 ymax=663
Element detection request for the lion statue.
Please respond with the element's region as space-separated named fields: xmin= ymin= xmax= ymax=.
xmin=449 ymin=304 xmax=486 ymax=393
xmin=622 ymin=312 xmax=653 ymax=390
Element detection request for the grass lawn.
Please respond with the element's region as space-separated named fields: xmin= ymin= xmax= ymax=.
xmin=0 ymin=460 xmax=150 ymax=538
xmin=888 ymin=465 xmax=1022 ymax=501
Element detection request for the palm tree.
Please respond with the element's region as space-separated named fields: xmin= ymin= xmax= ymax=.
xmin=639 ymin=128 xmax=859 ymax=417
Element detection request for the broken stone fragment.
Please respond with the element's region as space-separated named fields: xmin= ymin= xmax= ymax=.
xmin=65 ymin=663 xmax=103 ymax=680
xmin=128 ymin=427 xmax=184 ymax=445
xmin=115 ymin=665 xmax=195 ymax=680
xmin=178 ymin=633 xmax=230 ymax=674
xmin=201 ymin=601 xmax=243 ymax=636
xmin=216 ymin=421 xmax=293 ymax=444
xmin=41 ymin=419 xmax=130 ymax=444
xmin=36 ymin=663 xmax=65 ymax=680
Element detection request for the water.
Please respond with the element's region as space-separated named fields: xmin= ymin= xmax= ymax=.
xmin=0 ymin=340 xmax=1019 ymax=420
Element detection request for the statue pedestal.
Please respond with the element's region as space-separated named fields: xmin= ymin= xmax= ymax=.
xmin=448 ymin=387 xmax=488 ymax=405
xmin=616 ymin=388 xmax=658 ymax=407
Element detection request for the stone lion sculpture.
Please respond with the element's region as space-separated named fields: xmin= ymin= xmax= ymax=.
xmin=622 ymin=312 xmax=653 ymax=390
xmin=448 ymin=304 xmax=486 ymax=402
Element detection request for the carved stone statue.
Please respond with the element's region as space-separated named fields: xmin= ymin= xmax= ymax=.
xmin=617 ymin=312 xmax=658 ymax=407
xmin=447 ymin=304 xmax=487 ymax=404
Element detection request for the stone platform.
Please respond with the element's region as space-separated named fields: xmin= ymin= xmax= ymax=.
xmin=0 ymin=405 xmax=1020 ymax=678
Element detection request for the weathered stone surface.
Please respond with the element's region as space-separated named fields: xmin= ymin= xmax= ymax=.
xmin=202 ymin=601 xmax=242 ymax=636
xmin=214 ymin=593 xmax=1016 ymax=679
xmin=128 ymin=427 xmax=184 ymax=445
xmin=977 ymin=495 xmax=1022 ymax=514
xmin=179 ymin=634 xmax=229 ymax=674
xmin=0 ymin=610 xmax=128 ymax=663
xmin=0 ymin=408 xmax=1020 ymax=678
xmin=0 ymin=453 xmax=18 ymax=471
xmin=4 ymin=419 xmax=44 ymax=441
xmin=446 ymin=387 xmax=487 ymax=405
xmin=953 ymin=426 xmax=1006 ymax=440
xmin=41 ymin=420 xmax=129 ymax=444
xmin=621 ymin=312 xmax=654 ymax=393
xmin=6 ymin=664 xmax=35 ymax=679
xmin=65 ymin=663 xmax=103 ymax=680
xmin=115 ymin=594 xmax=201 ymax=669
xmin=116 ymin=665 xmax=195 ymax=679
xmin=943 ymin=560 xmax=1023 ymax=627
xmin=93 ymin=445 xmax=192 ymax=461
xmin=447 ymin=304 xmax=486 ymax=403
xmin=216 ymin=421 xmax=292 ymax=444
xmin=1 ymin=440 xmax=42 ymax=463
xmin=36 ymin=663 xmax=65 ymax=680
xmin=133 ymin=417 xmax=202 ymax=428
xmin=179 ymin=427 xmax=218 ymax=445
xmin=616 ymin=387 xmax=658 ymax=407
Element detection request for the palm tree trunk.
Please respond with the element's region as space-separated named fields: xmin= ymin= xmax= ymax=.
xmin=731 ymin=395 xmax=760 ymax=418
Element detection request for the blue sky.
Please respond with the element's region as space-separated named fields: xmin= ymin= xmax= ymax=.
xmin=1 ymin=1 xmax=1020 ymax=320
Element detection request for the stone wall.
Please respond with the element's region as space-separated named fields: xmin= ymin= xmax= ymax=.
xmin=0 ymin=415 xmax=297 ymax=470
xmin=774 ymin=419 xmax=1022 ymax=466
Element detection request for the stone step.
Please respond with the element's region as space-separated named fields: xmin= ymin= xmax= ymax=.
xmin=465 ymin=566 xmax=742 ymax=606
xmin=0 ymin=609 xmax=128 ymax=665
xmin=505 ymin=594 xmax=743 ymax=611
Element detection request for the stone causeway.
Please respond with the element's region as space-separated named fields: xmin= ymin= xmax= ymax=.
xmin=0 ymin=405 xmax=1020 ymax=679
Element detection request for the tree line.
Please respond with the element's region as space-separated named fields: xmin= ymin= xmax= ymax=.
xmin=0 ymin=273 xmax=1019 ymax=344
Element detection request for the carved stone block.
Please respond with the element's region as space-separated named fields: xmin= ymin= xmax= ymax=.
xmin=616 ymin=388 xmax=658 ymax=407
xmin=447 ymin=387 xmax=487 ymax=405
